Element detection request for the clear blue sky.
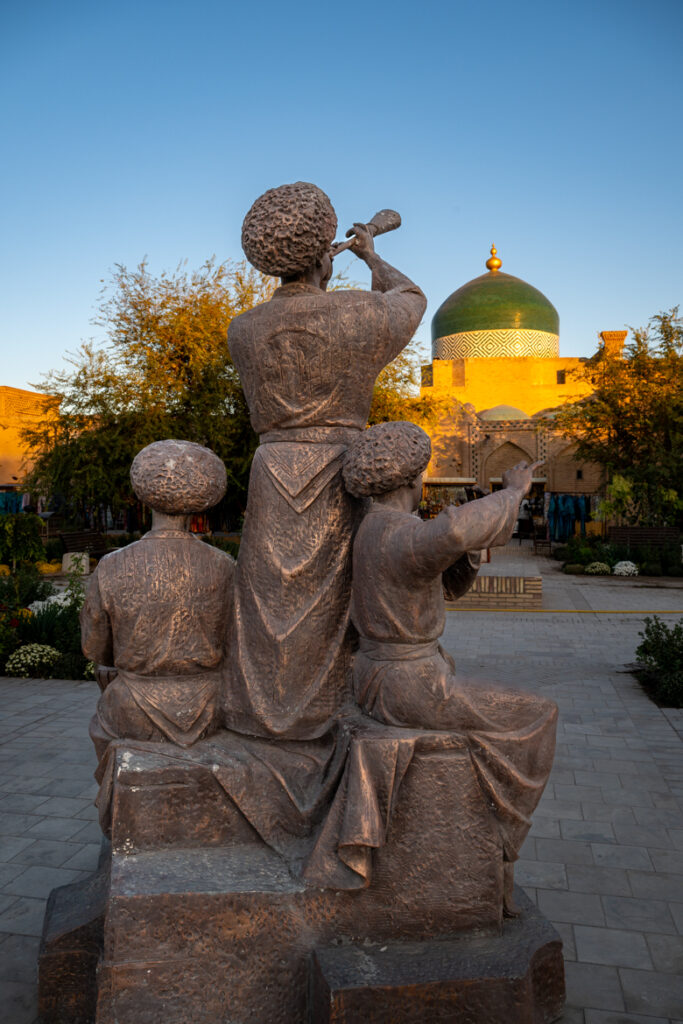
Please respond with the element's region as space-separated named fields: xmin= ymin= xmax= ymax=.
xmin=1 ymin=0 xmax=681 ymax=390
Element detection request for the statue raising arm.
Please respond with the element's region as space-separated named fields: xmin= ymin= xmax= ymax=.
xmin=409 ymin=460 xmax=543 ymax=578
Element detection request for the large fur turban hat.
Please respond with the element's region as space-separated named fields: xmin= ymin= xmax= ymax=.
xmin=343 ymin=422 xmax=432 ymax=498
xmin=130 ymin=440 xmax=227 ymax=515
xmin=241 ymin=182 xmax=337 ymax=278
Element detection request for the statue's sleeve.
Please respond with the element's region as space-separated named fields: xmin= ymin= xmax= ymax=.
xmin=409 ymin=489 xmax=522 ymax=577
xmin=349 ymin=260 xmax=427 ymax=368
xmin=442 ymin=551 xmax=482 ymax=602
xmin=80 ymin=564 xmax=114 ymax=666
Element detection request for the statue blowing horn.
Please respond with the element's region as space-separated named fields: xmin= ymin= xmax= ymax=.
xmin=329 ymin=210 xmax=401 ymax=257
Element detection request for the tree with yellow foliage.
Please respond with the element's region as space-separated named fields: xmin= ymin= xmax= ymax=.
xmin=23 ymin=260 xmax=441 ymax=527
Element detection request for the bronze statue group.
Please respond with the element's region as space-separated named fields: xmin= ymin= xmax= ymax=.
xmin=81 ymin=184 xmax=557 ymax=905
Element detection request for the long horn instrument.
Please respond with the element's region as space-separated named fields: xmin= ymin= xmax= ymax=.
xmin=329 ymin=209 xmax=401 ymax=257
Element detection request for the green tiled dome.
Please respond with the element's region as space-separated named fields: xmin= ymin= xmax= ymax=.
xmin=479 ymin=405 xmax=530 ymax=421
xmin=432 ymin=251 xmax=559 ymax=342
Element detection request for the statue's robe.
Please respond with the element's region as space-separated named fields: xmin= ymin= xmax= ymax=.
xmin=81 ymin=530 xmax=234 ymax=756
xmin=225 ymin=264 xmax=426 ymax=740
xmin=350 ymin=494 xmax=558 ymax=865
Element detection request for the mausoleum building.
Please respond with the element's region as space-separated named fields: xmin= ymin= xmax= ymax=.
xmin=420 ymin=247 xmax=625 ymax=529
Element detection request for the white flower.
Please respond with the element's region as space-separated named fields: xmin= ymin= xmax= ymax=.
xmin=28 ymin=592 xmax=71 ymax=613
xmin=613 ymin=560 xmax=639 ymax=576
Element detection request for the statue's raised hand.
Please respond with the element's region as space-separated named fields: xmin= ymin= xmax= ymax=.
xmin=502 ymin=460 xmax=544 ymax=496
xmin=346 ymin=222 xmax=376 ymax=262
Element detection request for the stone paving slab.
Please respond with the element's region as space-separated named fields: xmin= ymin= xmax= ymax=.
xmin=438 ymin=552 xmax=682 ymax=1023
xmin=0 ymin=680 xmax=100 ymax=1023
xmin=0 ymin=550 xmax=682 ymax=1022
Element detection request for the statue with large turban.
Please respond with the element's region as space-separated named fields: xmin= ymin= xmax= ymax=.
xmin=224 ymin=182 xmax=427 ymax=740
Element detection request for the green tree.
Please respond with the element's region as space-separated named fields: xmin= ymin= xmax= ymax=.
xmin=0 ymin=514 xmax=54 ymax=617
xmin=556 ymin=308 xmax=683 ymax=526
xmin=23 ymin=258 xmax=275 ymax=527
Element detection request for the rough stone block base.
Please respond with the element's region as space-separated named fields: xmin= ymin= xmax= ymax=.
xmin=40 ymin=736 xmax=564 ymax=1022
xmin=38 ymin=845 xmax=108 ymax=1024
xmin=93 ymin=843 xmax=563 ymax=1024
xmin=311 ymin=889 xmax=565 ymax=1023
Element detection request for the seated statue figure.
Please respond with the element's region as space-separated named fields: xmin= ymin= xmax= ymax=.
xmin=82 ymin=439 xmax=234 ymax=764
xmin=342 ymin=421 xmax=558 ymax=912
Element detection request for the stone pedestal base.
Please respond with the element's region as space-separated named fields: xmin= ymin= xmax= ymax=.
xmin=39 ymin=733 xmax=564 ymax=1022
xmin=40 ymin=864 xmax=563 ymax=1024
xmin=95 ymin=841 xmax=502 ymax=1023
xmin=38 ymin=845 xmax=108 ymax=1024
xmin=312 ymin=890 xmax=564 ymax=1023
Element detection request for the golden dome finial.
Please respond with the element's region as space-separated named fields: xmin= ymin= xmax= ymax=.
xmin=486 ymin=243 xmax=502 ymax=272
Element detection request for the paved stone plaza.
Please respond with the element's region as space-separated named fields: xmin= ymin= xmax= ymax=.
xmin=1 ymin=545 xmax=681 ymax=1023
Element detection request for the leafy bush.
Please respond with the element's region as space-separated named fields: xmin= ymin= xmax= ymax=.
xmin=555 ymin=533 xmax=683 ymax=576
xmin=591 ymin=543 xmax=617 ymax=566
xmin=0 ymin=565 xmax=55 ymax=611
xmin=569 ymin=544 xmax=594 ymax=565
xmin=14 ymin=600 xmax=88 ymax=680
xmin=624 ymin=539 xmax=681 ymax=577
xmin=0 ymin=514 xmax=44 ymax=570
xmin=585 ymin=561 xmax=611 ymax=575
xmin=563 ymin=564 xmax=585 ymax=574
xmin=55 ymin=651 xmax=90 ymax=679
xmin=635 ymin=616 xmax=683 ymax=706
xmin=19 ymin=599 xmax=78 ymax=647
xmin=42 ymin=538 xmax=63 ymax=563
xmin=660 ymin=541 xmax=683 ymax=576
xmin=558 ymin=537 xmax=618 ymax=567
xmin=6 ymin=643 xmax=62 ymax=678
xmin=0 ymin=612 xmax=21 ymax=672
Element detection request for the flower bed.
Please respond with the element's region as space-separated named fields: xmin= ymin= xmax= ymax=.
xmin=6 ymin=643 xmax=62 ymax=678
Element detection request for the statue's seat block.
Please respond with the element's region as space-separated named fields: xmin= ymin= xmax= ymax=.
xmin=104 ymin=727 xmax=503 ymax=921
xmin=110 ymin=747 xmax=261 ymax=850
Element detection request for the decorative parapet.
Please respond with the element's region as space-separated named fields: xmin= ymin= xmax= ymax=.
xmin=449 ymin=575 xmax=543 ymax=610
xmin=433 ymin=329 xmax=559 ymax=360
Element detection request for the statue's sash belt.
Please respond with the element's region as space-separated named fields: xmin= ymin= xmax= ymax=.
xmin=260 ymin=425 xmax=362 ymax=445
xmin=113 ymin=668 xmax=220 ymax=742
xmin=255 ymin=431 xmax=359 ymax=514
xmin=119 ymin=668 xmax=220 ymax=688
xmin=357 ymin=638 xmax=440 ymax=662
